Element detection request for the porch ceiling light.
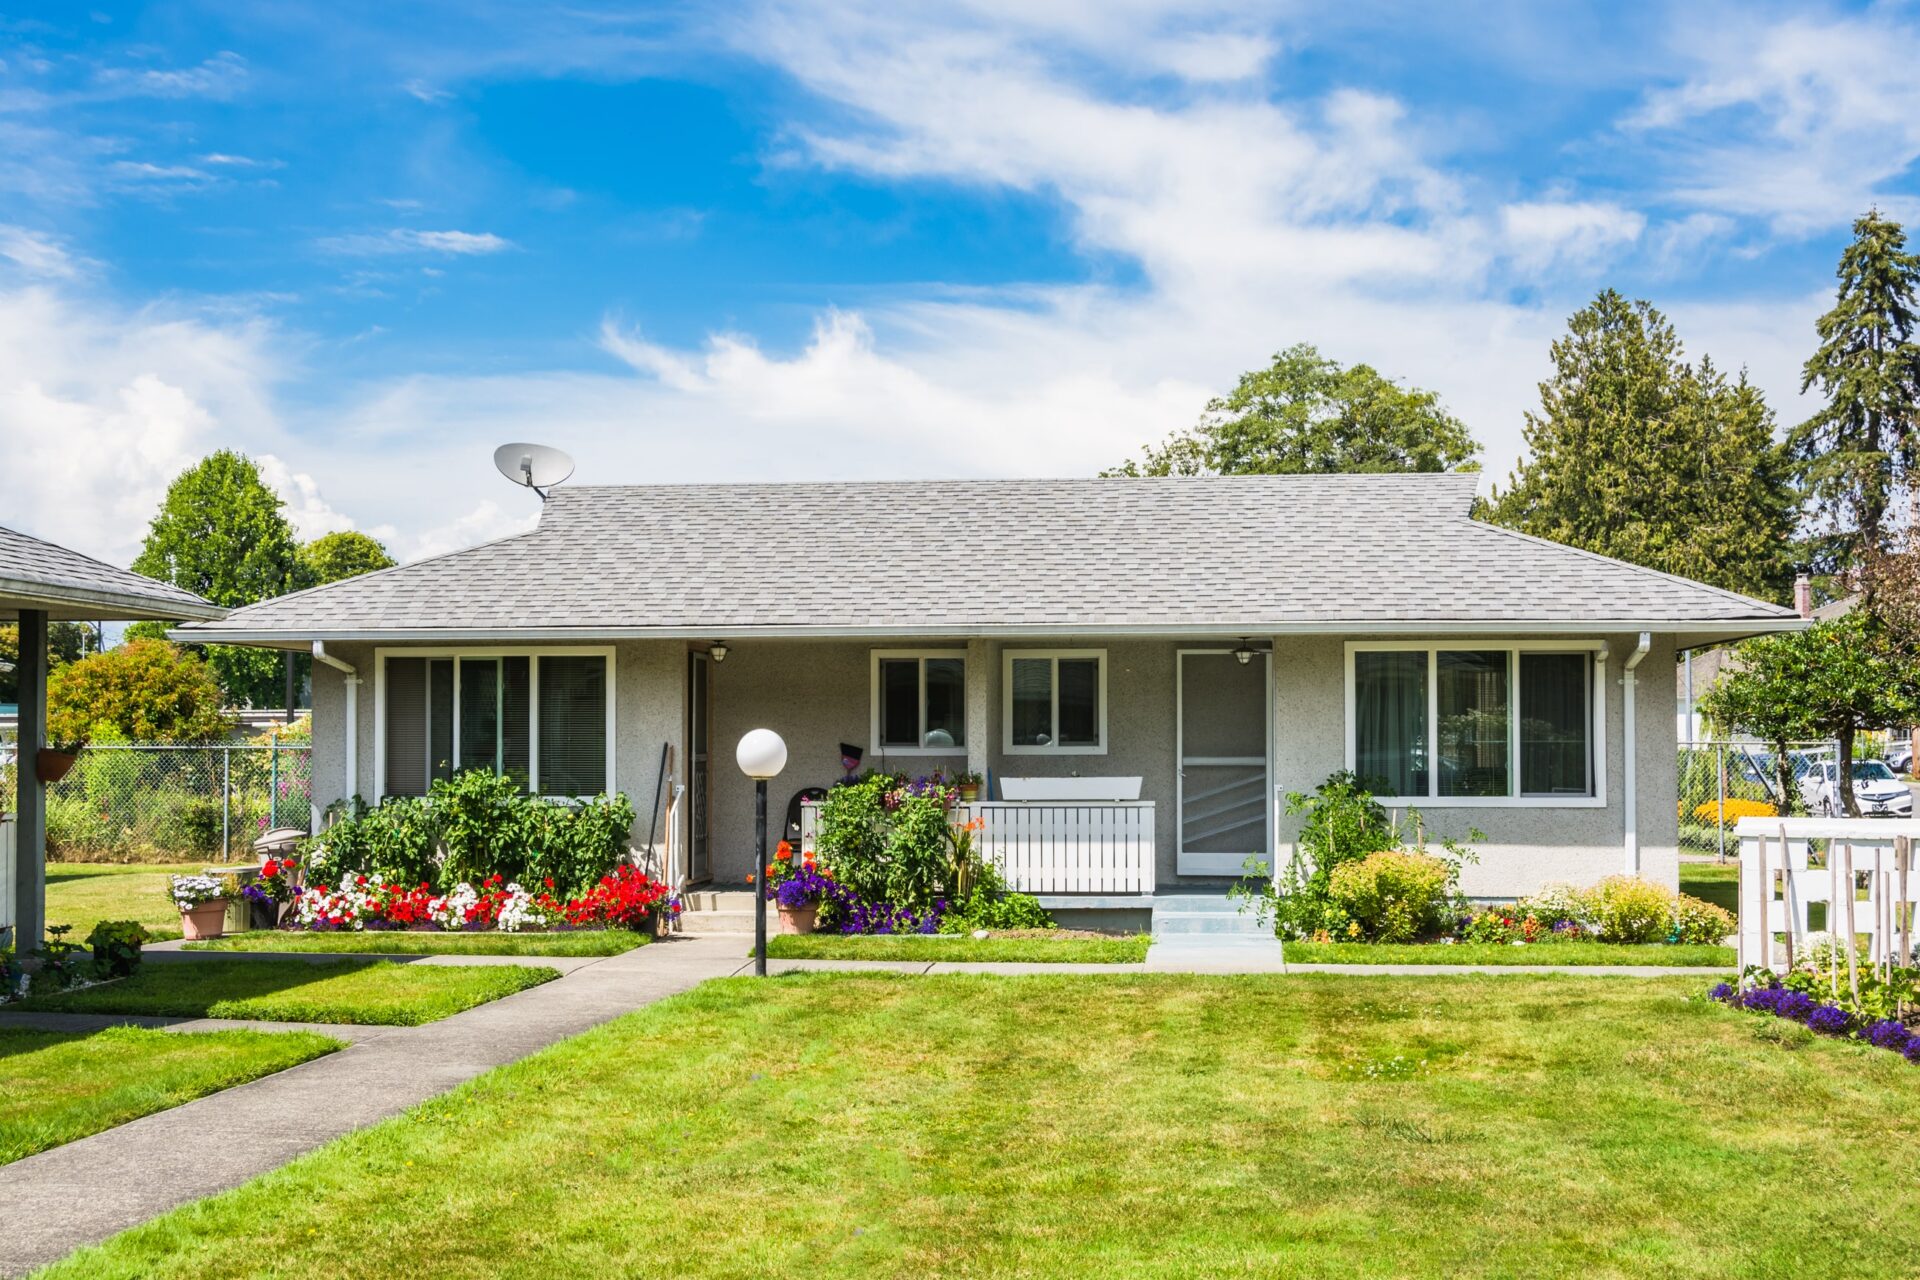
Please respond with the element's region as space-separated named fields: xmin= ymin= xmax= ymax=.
xmin=709 ymin=642 xmax=729 ymax=663
xmin=1233 ymin=641 xmax=1256 ymax=665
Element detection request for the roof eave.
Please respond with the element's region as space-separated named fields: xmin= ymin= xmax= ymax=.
xmin=1 ymin=577 xmax=226 ymax=623
xmin=173 ymin=616 xmax=1808 ymax=645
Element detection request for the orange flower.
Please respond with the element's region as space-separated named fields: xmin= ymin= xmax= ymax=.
xmin=775 ymin=840 xmax=794 ymax=859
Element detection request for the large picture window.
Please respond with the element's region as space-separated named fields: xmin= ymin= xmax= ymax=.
xmin=871 ymin=651 xmax=966 ymax=754
xmin=1003 ymin=650 xmax=1107 ymax=754
xmin=1348 ymin=644 xmax=1600 ymax=804
xmin=381 ymin=650 xmax=612 ymax=798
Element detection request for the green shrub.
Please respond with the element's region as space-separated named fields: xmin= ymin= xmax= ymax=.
xmin=1583 ymin=875 xmax=1674 ymax=944
xmin=811 ymin=776 xmax=957 ymax=915
xmin=1671 ymin=892 xmax=1735 ymax=945
xmin=1327 ymin=849 xmax=1452 ymax=943
xmin=85 ymin=920 xmax=152 ymax=977
xmin=941 ymin=863 xmax=1054 ymax=932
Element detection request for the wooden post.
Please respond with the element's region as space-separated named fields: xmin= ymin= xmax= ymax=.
xmin=1844 ymin=840 xmax=1860 ymax=1008
xmin=1781 ymin=830 xmax=1796 ymax=973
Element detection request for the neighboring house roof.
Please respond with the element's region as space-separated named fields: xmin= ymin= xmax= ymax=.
xmin=178 ymin=473 xmax=1803 ymax=643
xmin=0 ymin=525 xmax=224 ymax=622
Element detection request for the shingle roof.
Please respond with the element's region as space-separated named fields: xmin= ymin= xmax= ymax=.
xmin=0 ymin=525 xmax=223 ymax=622
xmin=179 ymin=474 xmax=1799 ymax=640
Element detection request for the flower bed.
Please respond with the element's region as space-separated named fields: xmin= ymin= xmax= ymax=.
xmin=1710 ymin=979 xmax=1920 ymax=1065
xmin=289 ymin=865 xmax=677 ymax=934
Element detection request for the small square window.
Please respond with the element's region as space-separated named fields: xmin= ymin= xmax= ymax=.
xmin=872 ymin=652 xmax=968 ymax=754
xmin=1003 ymin=651 xmax=1107 ymax=754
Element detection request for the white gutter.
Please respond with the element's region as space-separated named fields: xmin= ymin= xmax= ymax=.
xmin=311 ymin=642 xmax=360 ymax=803
xmin=1621 ymin=632 xmax=1652 ymax=874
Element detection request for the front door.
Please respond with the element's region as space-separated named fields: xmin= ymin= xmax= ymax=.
xmin=687 ymin=651 xmax=713 ymax=885
xmin=1177 ymin=649 xmax=1272 ymax=877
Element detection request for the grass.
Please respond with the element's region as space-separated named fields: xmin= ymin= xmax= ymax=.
xmin=1679 ymin=861 xmax=1739 ymax=915
xmin=44 ymin=861 xmax=203 ymax=943
xmin=1281 ymin=940 xmax=1736 ymax=966
xmin=765 ymin=932 xmax=1151 ymax=964
xmin=0 ymin=1026 xmax=340 ymax=1166
xmin=184 ymin=930 xmax=650 ymax=957
xmin=11 ymin=959 xmax=556 ymax=1026
xmin=42 ymin=972 xmax=1920 ymax=1279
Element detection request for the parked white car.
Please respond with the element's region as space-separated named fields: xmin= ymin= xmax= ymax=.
xmin=1802 ymin=759 xmax=1915 ymax=817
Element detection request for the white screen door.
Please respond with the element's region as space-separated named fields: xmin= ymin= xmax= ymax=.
xmin=1177 ymin=650 xmax=1271 ymax=876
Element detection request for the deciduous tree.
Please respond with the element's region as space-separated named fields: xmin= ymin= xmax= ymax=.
xmin=300 ymin=530 xmax=396 ymax=584
xmin=47 ymin=639 xmax=235 ymax=744
xmin=1105 ymin=343 xmax=1481 ymax=477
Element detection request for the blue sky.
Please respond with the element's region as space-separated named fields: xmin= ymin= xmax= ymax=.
xmin=2 ymin=1 xmax=1918 ymax=565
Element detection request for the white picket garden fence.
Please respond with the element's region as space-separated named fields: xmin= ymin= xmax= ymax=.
xmin=1734 ymin=816 xmax=1919 ymax=975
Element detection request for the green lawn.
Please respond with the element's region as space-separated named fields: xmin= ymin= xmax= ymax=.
xmin=1283 ymin=940 xmax=1736 ymax=966
xmin=0 ymin=1026 xmax=340 ymax=1166
xmin=185 ymin=930 xmax=649 ymax=957
xmin=40 ymin=972 xmax=1920 ymax=1278
xmin=44 ymin=862 xmax=202 ymax=943
xmin=766 ymin=932 xmax=1151 ymax=964
xmin=12 ymin=959 xmax=556 ymax=1026
xmin=1679 ymin=861 xmax=1739 ymax=915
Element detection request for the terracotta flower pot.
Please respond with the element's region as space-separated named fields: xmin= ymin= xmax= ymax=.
xmin=776 ymin=902 xmax=819 ymax=935
xmin=180 ymin=899 xmax=228 ymax=941
xmin=35 ymin=749 xmax=79 ymax=784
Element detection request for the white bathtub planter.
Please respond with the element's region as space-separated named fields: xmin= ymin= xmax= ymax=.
xmin=997 ymin=776 xmax=1143 ymax=801
xmin=169 ymin=873 xmax=229 ymax=941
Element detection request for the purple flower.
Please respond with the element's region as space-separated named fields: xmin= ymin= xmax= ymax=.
xmin=1806 ymin=1004 xmax=1852 ymax=1036
xmin=1862 ymin=1020 xmax=1911 ymax=1051
xmin=1708 ymin=982 xmax=1735 ymax=1003
xmin=1905 ymin=1038 xmax=1920 ymax=1065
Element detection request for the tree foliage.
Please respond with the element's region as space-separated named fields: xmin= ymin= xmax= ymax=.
xmin=132 ymin=451 xmax=310 ymax=707
xmin=1105 ymin=343 xmax=1481 ymax=477
xmin=300 ymin=530 xmax=396 ymax=584
xmin=1701 ymin=614 xmax=1920 ymax=816
xmin=1485 ymin=290 xmax=1798 ymax=602
xmin=1791 ymin=210 xmax=1920 ymax=569
xmin=0 ymin=621 xmax=98 ymax=704
xmin=47 ymin=639 xmax=235 ymax=744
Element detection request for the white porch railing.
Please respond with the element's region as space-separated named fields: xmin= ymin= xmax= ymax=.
xmin=800 ymin=800 xmax=1156 ymax=895
xmin=1734 ymin=817 xmax=1919 ymax=973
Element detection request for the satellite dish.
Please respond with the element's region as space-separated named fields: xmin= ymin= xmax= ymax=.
xmin=493 ymin=442 xmax=575 ymax=499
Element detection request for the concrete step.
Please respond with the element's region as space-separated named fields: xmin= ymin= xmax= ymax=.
xmin=682 ymin=890 xmax=758 ymax=913
xmin=1152 ymin=912 xmax=1271 ymax=936
xmin=676 ymin=910 xmax=764 ymax=936
xmin=1149 ymin=893 xmax=1247 ymax=914
xmin=1149 ymin=933 xmax=1286 ymax=952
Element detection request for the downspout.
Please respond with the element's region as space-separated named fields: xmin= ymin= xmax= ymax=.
xmin=1621 ymin=632 xmax=1652 ymax=875
xmin=312 ymin=642 xmax=360 ymax=809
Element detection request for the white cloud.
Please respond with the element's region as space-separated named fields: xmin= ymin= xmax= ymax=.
xmin=0 ymin=225 xmax=82 ymax=279
xmin=315 ymin=228 xmax=513 ymax=256
xmin=1624 ymin=12 xmax=1920 ymax=232
xmin=92 ymin=51 xmax=249 ymax=101
xmin=1500 ymin=200 xmax=1646 ymax=273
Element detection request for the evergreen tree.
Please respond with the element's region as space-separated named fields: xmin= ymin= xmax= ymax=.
xmin=1105 ymin=343 xmax=1480 ymax=476
xmin=1486 ymin=290 xmax=1797 ymax=601
xmin=132 ymin=451 xmax=311 ymax=707
xmin=1791 ymin=210 xmax=1920 ymax=569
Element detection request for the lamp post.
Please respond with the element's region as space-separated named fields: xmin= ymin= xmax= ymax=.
xmin=736 ymin=728 xmax=788 ymax=977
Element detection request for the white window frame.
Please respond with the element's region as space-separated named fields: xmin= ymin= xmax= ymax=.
xmin=1343 ymin=640 xmax=1607 ymax=808
xmin=373 ymin=646 xmax=617 ymax=801
xmin=1002 ymin=648 xmax=1109 ymax=756
xmin=869 ymin=649 xmax=968 ymax=757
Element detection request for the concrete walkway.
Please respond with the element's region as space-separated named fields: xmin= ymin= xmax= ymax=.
xmin=0 ymin=934 xmax=744 ymax=1278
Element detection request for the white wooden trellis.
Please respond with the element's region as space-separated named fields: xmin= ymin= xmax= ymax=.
xmin=1734 ymin=816 xmax=1919 ymax=982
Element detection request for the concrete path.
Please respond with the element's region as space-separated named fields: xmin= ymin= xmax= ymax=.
xmin=0 ymin=934 xmax=744 ymax=1279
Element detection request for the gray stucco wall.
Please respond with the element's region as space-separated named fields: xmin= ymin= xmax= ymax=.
xmin=1269 ymin=632 xmax=1679 ymax=897
xmin=305 ymin=629 xmax=1681 ymax=901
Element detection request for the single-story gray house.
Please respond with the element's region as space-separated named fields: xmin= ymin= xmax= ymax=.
xmin=178 ymin=473 xmax=1801 ymax=908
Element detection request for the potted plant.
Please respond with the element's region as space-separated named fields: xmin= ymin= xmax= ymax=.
xmin=955 ymin=770 xmax=984 ymax=803
xmin=85 ymin=920 xmax=152 ymax=977
xmin=764 ymin=840 xmax=834 ymax=934
xmin=169 ymin=873 xmax=229 ymax=940
xmin=35 ymin=739 xmax=84 ymax=785
xmin=243 ymin=856 xmax=297 ymax=929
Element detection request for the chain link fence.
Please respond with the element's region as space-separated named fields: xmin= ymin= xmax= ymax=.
xmin=0 ymin=734 xmax=312 ymax=862
xmin=1678 ymin=739 xmax=1841 ymax=860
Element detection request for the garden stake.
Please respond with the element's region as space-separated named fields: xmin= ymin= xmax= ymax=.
xmin=1843 ymin=841 xmax=1860 ymax=1009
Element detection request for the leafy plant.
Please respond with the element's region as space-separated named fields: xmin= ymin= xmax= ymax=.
xmin=1328 ymin=850 xmax=1452 ymax=943
xmin=86 ymin=920 xmax=152 ymax=977
xmin=941 ymin=862 xmax=1053 ymax=932
xmin=47 ymin=639 xmax=235 ymax=744
xmin=1584 ymin=875 xmax=1674 ymax=944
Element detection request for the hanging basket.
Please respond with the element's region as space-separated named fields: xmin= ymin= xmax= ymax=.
xmin=35 ymin=749 xmax=79 ymax=784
